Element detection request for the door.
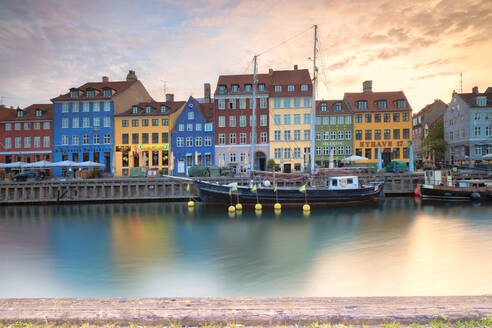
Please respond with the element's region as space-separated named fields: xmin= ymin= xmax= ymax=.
xmin=104 ymin=152 xmax=110 ymax=172
xmin=178 ymin=159 xmax=185 ymax=174
xmin=283 ymin=163 xmax=292 ymax=173
xmin=383 ymin=149 xmax=391 ymax=166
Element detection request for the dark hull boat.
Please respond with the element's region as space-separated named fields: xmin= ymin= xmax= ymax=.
xmin=419 ymin=184 xmax=492 ymax=201
xmin=196 ymin=180 xmax=384 ymax=206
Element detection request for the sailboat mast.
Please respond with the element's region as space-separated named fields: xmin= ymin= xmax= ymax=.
xmin=250 ymin=55 xmax=257 ymax=172
xmin=310 ymin=25 xmax=317 ymax=174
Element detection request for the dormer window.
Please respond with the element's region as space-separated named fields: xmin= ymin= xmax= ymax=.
xmin=301 ymin=84 xmax=308 ymax=92
xmin=218 ymin=85 xmax=226 ymax=95
xmin=70 ymin=88 xmax=78 ymax=98
xmin=320 ymin=103 xmax=327 ymax=112
xmin=103 ymin=88 xmax=112 ymax=98
xmin=160 ymin=105 xmax=167 ymax=113
xmin=244 ymin=84 xmax=252 ymax=92
xmin=357 ymin=100 xmax=368 ymax=110
xmin=35 ymin=109 xmax=42 ymax=117
xmin=86 ymin=89 xmax=95 ymax=98
xmin=17 ymin=109 xmax=24 ymax=118
xmin=377 ymin=100 xmax=387 ymax=109
xmin=397 ymin=99 xmax=407 ymax=109
xmin=258 ymin=84 xmax=265 ymax=91
xmin=231 ymin=84 xmax=239 ymax=93
xmin=132 ymin=106 xmax=139 ymax=114
xmin=476 ymin=96 xmax=487 ymax=107
xmin=274 ymin=85 xmax=282 ymax=93
xmin=145 ymin=106 xmax=152 ymax=113
xmin=287 ymin=85 xmax=294 ymax=92
xmin=333 ymin=102 xmax=342 ymax=112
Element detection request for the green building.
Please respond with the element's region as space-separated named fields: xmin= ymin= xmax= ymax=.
xmin=315 ymin=100 xmax=353 ymax=167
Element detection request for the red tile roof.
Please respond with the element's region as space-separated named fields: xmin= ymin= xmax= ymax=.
xmin=0 ymin=104 xmax=53 ymax=121
xmin=51 ymin=80 xmax=136 ymax=101
xmin=457 ymin=91 xmax=492 ymax=108
xmin=316 ymin=100 xmax=351 ymax=115
xmin=344 ymin=90 xmax=412 ymax=112
xmin=115 ymin=101 xmax=186 ymax=117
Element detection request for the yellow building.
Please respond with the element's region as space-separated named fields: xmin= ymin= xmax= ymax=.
xmin=345 ymin=81 xmax=413 ymax=165
xmin=113 ymin=100 xmax=185 ymax=176
xmin=268 ymin=68 xmax=313 ymax=173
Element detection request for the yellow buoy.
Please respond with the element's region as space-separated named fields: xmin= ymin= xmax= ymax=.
xmin=188 ymin=200 xmax=195 ymax=207
xmin=303 ymin=204 xmax=310 ymax=212
xmin=235 ymin=203 xmax=243 ymax=210
xmin=228 ymin=212 xmax=235 ymax=219
xmin=228 ymin=205 xmax=236 ymax=213
xmin=274 ymin=208 xmax=281 ymax=216
xmin=255 ymin=203 xmax=262 ymax=211
xmin=274 ymin=203 xmax=281 ymax=210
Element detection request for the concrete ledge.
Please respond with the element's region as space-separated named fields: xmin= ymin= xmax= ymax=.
xmin=1 ymin=296 xmax=492 ymax=326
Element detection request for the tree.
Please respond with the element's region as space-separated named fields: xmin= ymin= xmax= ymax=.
xmin=267 ymin=159 xmax=276 ymax=171
xmin=422 ymin=120 xmax=447 ymax=162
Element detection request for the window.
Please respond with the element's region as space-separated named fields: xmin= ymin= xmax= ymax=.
xmin=345 ymin=146 xmax=352 ymax=155
xmin=258 ymin=84 xmax=265 ymax=91
xmin=286 ymin=85 xmax=294 ymax=92
xmin=218 ymin=133 xmax=225 ymax=144
xmin=338 ymin=131 xmax=344 ymax=140
xmin=365 ymin=114 xmax=372 ymax=123
xmin=474 ymin=127 xmax=481 ymax=136
xmin=162 ymin=119 xmax=169 ymax=126
xmin=304 ymin=98 xmax=311 ymax=107
xmin=122 ymin=134 xmax=129 ymax=144
xmin=397 ymin=100 xmax=407 ymax=108
xmin=284 ymin=130 xmax=291 ymax=141
xmin=132 ymin=133 xmax=139 ymax=144
xmin=330 ymin=131 xmax=337 ymax=140
xmin=218 ymin=116 xmax=225 ymax=127
xmin=403 ymin=147 xmax=409 ymax=159
xmin=229 ymin=116 xmax=236 ymax=127
xmin=72 ymin=102 xmax=80 ymax=112
xmin=294 ymin=98 xmax=301 ymax=107
xmin=301 ymin=84 xmax=308 ymax=91
xmin=4 ymin=137 xmax=11 ymax=149
xmin=43 ymin=136 xmax=50 ymax=148
xmin=24 ymin=122 xmax=30 ymax=130
xmin=333 ymin=102 xmax=342 ymax=111
xmin=205 ymin=123 xmax=213 ymax=131
xmin=345 ymin=130 xmax=352 ymax=140
xmin=323 ymin=147 xmax=329 ymax=156
xmin=316 ymin=147 xmax=322 ymax=155
xmin=393 ymin=113 xmax=400 ymax=122
xmin=187 ymin=123 xmax=193 ymax=131
xmin=14 ymin=123 xmax=20 ymax=131
xmin=357 ymin=101 xmax=367 ymax=110
xmin=244 ymin=84 xmax=252 ymax=92
xmin=273 ymin=99 xmax=281 ymax=108
xmin=34 ymin=122 xmax=40 ymax=130
xmin=393 ymin=129 xmax=400 ymax=139
xmin=204 ymin=136 xmax=212 ymax=146
xmin=304 ymin=130 xmax=310 ymax=140
xmin=152 ymin=133 xmax=159 ymax=144
xmin=24 ymin=137 xmax=30 ymax=148
xmin=365 ymin=148 xmax=372 ymax=159
xmin=102 ymin=134 xmax=109 ymax=144
xmin=403 ymin=128 xmax=410 ymax=139
xmin=229 ymin=133 xmax=236 ymax=144
xmin=403 ymin=112 xmax=409 ymax=121
xmin=240 ymin=98 xmax=246 ymax=109
xmin=103 ymin=88 xmax=112 ymax=98
xmin=176 ymin=137 xmax=183 ymax=147
xmin=93 ymin=134 xmax=100 ymax=144
xmin=230 ymin=153 xmax=236 ymax=162
xmin=83 ymin=117 xmax=90 ymax=128
xmin=274 ymin=130 xmax=281 ymax=141
xmin=316 ymin=117 xmax=322 ymax=125
xmin=260 ymin=98 xmax=267 ymax=109
xmin=62 ymin=118 xmax=69 ymax=128
xmin=356 ymin=130 xmax=362 ymax=140
xmin=161 ymin=132 xmax=169 ymax=143
xmin=355 ymin=114 xmax=362 ymax=123
xmin=81 ymin=134 xmax=89 ymax=145
xmin=260 ymin=114 xmax=267 ymax=126
xmin=284 ymin=148 xmax=291 ymax=159
xmin=152 ymin=119 xmax=158 ymax=126
xmin=486 ymin=126 xmax=491 ymax=137
xmin=5 ymin=123 xmax=11 ymax=131
xmin=229 ymin=99 xmax=236 ymax=109
xmin=104 ymin=117 xmax=110 ymax=128
xmin=474 ymin=112 xmax=481 ymax=120
xmin=284 ymin=114 xmax=291 ymax=125
xmin=70 ymin=117 xmax=78 ymax=129
xmin=104 ymin=102 xmax=111 ymax=112
xmin=218 ymin=85 xmax=226 ymax=95
xmin=218 ymin=99 xmax=225 ymax=110
xmin=231 ymin=84 xmax=239 ymax=92
xmin=62 ymin=103 xmax=68 ymax=113
xmin=70 ymin=89 xmax=78 ymax=98
xmin=294 ymin=130 xmax=301 ymax=141
xmin=142 ymin=119 xmax=149 ymax=127
xmin=260 ymin=132 xmax=267 ymax=143
xmin=240 ymin=133 xmax=247 ymax=144
xmin=294 ymin=114 xmax=301 ymax=124
xmin=284 ymin=98 xmax=291 ymax=108
xmin=142 ymin=133 xmax=149 ymax=144
xmin=275 ymin=85 xmax=282 ymax=93
xmin=274 ymin=148 xmax=282 ymax=159
xmin=393 ymin=147 xmax=400 ymax=159
xmin=377 ymin=100 xmax=387 ymax=109
xmin=132 ymin=120 xmax=139 ymax=127
xmin=365 ymin=130 xmax=372 ymax=140
xmin=61 ymin=135 xmax=68 ymax=146
xmin=273 ymin=115 xmax=281 ymax=125
xmin=304 ymin=114 xmax=311 ymax=124
xmin=384 ymin=113 xmax=391 ymax=122
xmin=196 ymin=123 xmax=202 ymax=131
xmin=132 ymin=106 xmax=139 ymax=114
xmin=188 ymin=111 xmax=194 ymax=120
xmin=356 ymin=148 xmax=362 ymax=156
xmin=81 ymin=102 xmax=88 ymax=112
xmin=375 ymin=114 xmax=381 ymax=122
xmin=121 ymin=120 xmax=128 ymax=127
xmin=375 ymin=129 xmax=381 ymax=140
xmin=33 ymin=136 xmax=40 ymax=148
xmin=93 ymin=102 xmax=100 ymax=112
xmin=338 ymin=146 xmax=344 ymax=156
xmin=316 ymin=132 xmax=322 ymax=140
xmin=474 ymin=145 xmax=482 ymax=155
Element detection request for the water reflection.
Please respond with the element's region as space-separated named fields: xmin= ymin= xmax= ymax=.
xmin=0 ymin=199 xmax=491 ymax=297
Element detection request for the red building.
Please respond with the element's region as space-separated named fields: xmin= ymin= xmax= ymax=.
xmin=0 ymin=104 xmax=53 ymax=165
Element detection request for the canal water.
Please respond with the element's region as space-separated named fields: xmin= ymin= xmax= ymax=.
xmin=0 ymin=199 xmax=491 ymax=297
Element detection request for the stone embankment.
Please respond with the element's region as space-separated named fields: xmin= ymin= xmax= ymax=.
xmin=0 ymin=296 xmax=491 ymax=326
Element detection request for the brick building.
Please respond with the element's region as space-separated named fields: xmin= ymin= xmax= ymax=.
xmin=412 ymin=99 xmax=447 ymax=162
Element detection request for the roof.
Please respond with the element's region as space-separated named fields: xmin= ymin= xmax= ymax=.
xmin=0 ymin=104 xmax=53 ymax=121
xmin=344 ymin=90 xmax=412 ymax=112
xmin=456 ymin=91 xmax=492 ymax=108
xmin=51 ymin=80 xmax=136 ymax=101
xmin=214 ymin=68 xmax=312 ymax=97
xmin=115 ymin=100 xmax=186 ymax=117
xmin=415 ymin=99 xmax=447 ymax=116
xmin=191 ymin=97 xmax=214 ymax=123
xmin=316 ymin=100 xmax=351 ymax=115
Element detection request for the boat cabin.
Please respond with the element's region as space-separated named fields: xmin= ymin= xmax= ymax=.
xmin=424 ymin=170 xmax=454 ymax=186
xmin=328 ymin=176 xmax=359 ymax=190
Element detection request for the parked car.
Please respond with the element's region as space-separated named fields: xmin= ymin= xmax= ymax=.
xmin=12 ymin=171 xmax=44 ymax=182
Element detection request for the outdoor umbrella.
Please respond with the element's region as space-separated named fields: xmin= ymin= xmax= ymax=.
xmin=46 ymin=160 xmax=78 ymax=167
xmin=79 ymin=161 xmax=104 ymax=167
xmin=24 ymin=160 xmax=52 ymax=168
xmin=4 ymin=162 xmax=28 ymax=168
xmin=483 ymin=153 xmax=492 ymax=160
xmin=342 ymin=155 xmax=369 ymax=163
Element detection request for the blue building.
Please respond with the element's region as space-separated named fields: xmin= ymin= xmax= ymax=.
xmin=51 ymin=71 xmax=152 ymax=176
xmin=171 ymin=96 xmax=215 ymax=175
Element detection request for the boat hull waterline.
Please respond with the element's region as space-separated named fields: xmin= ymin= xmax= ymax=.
xmin=420 ymin=184 xmax=492 ymax=201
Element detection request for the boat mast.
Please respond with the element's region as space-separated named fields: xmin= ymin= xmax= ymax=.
xmin=310 ymin=25 xmax=317 ymax=174
xmin=250 ymin=55 xmax=257 ymax=172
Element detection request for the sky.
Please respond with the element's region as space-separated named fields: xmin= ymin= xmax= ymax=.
xmin=0 ymin=0 xmax=491 ymax=112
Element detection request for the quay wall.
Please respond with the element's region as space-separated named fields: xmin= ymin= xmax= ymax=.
xmin=0 ymin=172 xmax=490 ymax=205
xmin=0 ymin=296 xmax=491 ymax=326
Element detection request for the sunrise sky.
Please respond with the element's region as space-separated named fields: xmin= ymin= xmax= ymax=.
xmin=0 ymin=0 xmax=491 ymax=111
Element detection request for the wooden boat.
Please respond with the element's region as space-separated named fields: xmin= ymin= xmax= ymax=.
xmin=418 ymin=170 xmax=492 ymax=201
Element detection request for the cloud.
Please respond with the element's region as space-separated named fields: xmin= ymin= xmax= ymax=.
xmin=413 ymin=71 xmax=457 ymax=80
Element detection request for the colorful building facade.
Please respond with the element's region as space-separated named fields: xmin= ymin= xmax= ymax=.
xmin=214 ymin=75 xmax=270 ymax=173
xmin=113 ymin=100 xmax=185 ymax=176
xmin=171 ymin=97 xmax=215 ymax=175
xmin=412 ymin=99 xmax=446 ymax=162
xmin=315 ymin=100 xmax=353 ymax=167
xmin=268 ymin=67 xmax=313 ymax=173
xmin=0 ymin=104 xmax=53 ymax=167
xmin=345 ymin=80 xmax=412 ymax=165
xmin=51 ymin=71 xmax=152 ymax=176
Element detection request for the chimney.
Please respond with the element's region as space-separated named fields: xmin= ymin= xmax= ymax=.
xmin=472 ymin=86 xmax=478 ymax=94
xmin=363 ymin=80 xmax=372 ymax=93
xmin=268 ymin=68 xmax=273 ymax=76
xmin=204 ymin=83 xmax=211 ymax=103
xmin=102 ymin=76 xmax=109 ymax=83
xmin=294 ymin=65 xmax=298 ymax=70
xmin=165 ymin=93 xmax=174 ymax=102
xmin=126 ymin=70 xmax=137 ymax=82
